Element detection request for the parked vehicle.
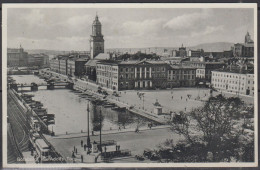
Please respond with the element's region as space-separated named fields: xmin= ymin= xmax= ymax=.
xmin=135 ymin=154 xmax=145 ymax=161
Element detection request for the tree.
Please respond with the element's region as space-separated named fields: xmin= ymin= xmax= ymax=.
xmin=169 ymin=94 xmax=254 ymax=162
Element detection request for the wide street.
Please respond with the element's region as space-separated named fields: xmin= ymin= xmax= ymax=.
xmin=45 ymin=127 xmax=182 ymax=163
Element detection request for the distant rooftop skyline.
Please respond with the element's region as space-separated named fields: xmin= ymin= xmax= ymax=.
xmin=7 ymin=7 xmax=254 ymax=51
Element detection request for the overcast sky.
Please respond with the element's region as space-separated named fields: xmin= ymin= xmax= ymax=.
xmin=7 ymin=8 xmax=254 ymax=51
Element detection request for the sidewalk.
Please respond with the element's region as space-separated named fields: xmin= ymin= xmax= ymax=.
xmin=51 ymin=124 xmax=171 ymax=139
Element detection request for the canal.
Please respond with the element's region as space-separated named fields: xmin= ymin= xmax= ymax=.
xmin=11 ymin=75 xmax=157 ymax=135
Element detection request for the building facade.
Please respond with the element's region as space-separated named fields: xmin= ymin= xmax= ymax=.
xmin=187 ymin=49 xmax=204 ymax=58
xmin=96 ymin=60 xmax=119 ymax=90
xmin=167 ymin=65 xmax=196 ymax=88
xmin=50 ymin=58 xmax=60 ymax=73
xmin=90 ymin=15 xmax=104 ymax=59
xmin=182 ymin=61 xmax=226 ymax=83
xmin=232 ymin=32 xmax=254 ymax=58
xmin=96 ymin=60 xmax=168 ymax=91
xmin=7 ymin=46 xmax=28 ymax=67
xmin=211 ymin=69 xmax=254 ymax=96
xmin=59 ymin=58 xmax=68 ymax=75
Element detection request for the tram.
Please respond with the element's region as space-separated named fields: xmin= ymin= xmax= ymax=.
xmin=29 ymin=132 xmax=40 ymax=148
xmin=35 ymin=139 xmax=51 ymax=163
xmin=30 ymin=116 xmax=41 ymax=132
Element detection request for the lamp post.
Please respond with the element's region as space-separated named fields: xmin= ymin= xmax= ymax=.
xmin=87 ymin=101 xmax=91 ymax=148
xmin=142 ymin=93 xmax=145 ymax=110
xmin=99 ymin=110 xmax=102 ymax=153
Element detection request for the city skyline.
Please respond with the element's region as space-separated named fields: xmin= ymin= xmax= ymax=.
xmin=7 ymin=7 xmax=254 ymax=51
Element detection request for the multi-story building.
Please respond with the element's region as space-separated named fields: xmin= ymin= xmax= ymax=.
xmin=187 ymin=49 xmax=204 ymax=58
xmin=167 ymin=65 xmax=196 ymax=88
xmin=67 ymin=59 xmax=76 ymax=76
xmin=27 ymin=54 xmax=36 ymax=66
xmin=246 ymin=73 xmax=254 ymax=96
xmin=232 ymin=32 xmax=254 ymax=58
xmin=7 ymin=46 xmax=28 ymax=67
xmin=50 ymin=54 xmax=89 ymax=76
xmin=182 ymin=61 xmax=226 ymax=82
xmin=211 ymin=67 xmax=254 ymax=96
xmin=33 ymin=54 xmax=50 ymax=67
xmin=96 ymin=60 xmax=119 ymax=90
xmin=90 ymin=14 xmax=104 ymax=59
xmin=59 ymin=58 xmax=68 ymax=75
xmin=50 ymin=57 xmax=60 ymax=73
xmin=96 ymin=60 xmax=168 ymax=91
xmin=67 ymin=58 xmax=88 ymax=77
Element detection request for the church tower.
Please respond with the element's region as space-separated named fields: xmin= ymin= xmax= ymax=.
xmin=90 ymin=14 xmax=104 ymax=59
xmin=245 ymin=31 xmax=253 ymax=44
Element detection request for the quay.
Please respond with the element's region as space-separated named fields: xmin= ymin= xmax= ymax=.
xmin=7 ymin=89 xmax=66 ymax=163
xmin=39 ymin=69 xmax=169 ymax=125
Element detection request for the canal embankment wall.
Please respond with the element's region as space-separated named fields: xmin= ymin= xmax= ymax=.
xmin=39 ymin=70 xmax=167 ymax=125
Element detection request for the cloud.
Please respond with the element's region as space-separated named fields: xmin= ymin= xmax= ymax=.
xmin=23 ymin=9 xmax=49 ymax=28
xmin=8 ymin=36 xmax=89 ymax=51
xmin=190 ymin=25 xmax=224 ymax=37
xmin=120 ymin=19 xmax=165 ymax=36
xmin=65 ymin=14 xmax=92 ymax=28
xmin=163 ymin=9 xmax=212 ymax=30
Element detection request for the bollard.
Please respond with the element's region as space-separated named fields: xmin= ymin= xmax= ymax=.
xmin=66 ymin=131 xmax=68 ymax=135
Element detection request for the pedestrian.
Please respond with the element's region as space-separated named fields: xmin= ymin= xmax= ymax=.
xmin=118 ymin=126 xmax=121 ymax=131
xmin=72 ymin=151 xmax=75 ymax=158
xmin=81 ymin=155 xmax=83 ymax=163
xmin=172 ymin=96 xmax=173 ymax=99
xmin=104 ymin=146 xmax=107 ymax=153
xmin=181 ymin=96 xmax=182 ymax=100
xmin=92 ymin=130 xmax=94 ymax=136
xmin=81 ymin=140 xmax=83 ymax=147
xmin=84 ymin=144 xmax=87 ymax=151
xmin=118 ymin=145 xmax=120 ymax=151
xmin=74 ymin=146 xmax=76 ymax=152
xmin=76 ymin=148 xmax=77 ymax=154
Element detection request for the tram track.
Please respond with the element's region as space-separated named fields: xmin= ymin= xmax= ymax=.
xmin=7 ymin=92 xmax=30 ymax=152
xmin=7 ymin=89 xmax=66 ymax=163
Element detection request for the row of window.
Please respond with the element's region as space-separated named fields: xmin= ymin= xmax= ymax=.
xmin=212 ymin=73 xmax=246 ymax=79
xmin=168 ymin=75 xmax=195 ymax=80
xmin=213 ymin=78 xmax=254 ymax=85
xmin=119 ymin=73 xmax=166 ymax=79
xmin=120 ymin=67 xmax=165 ymax=72
xmin=169 ymin=70 xmax=195 ymax=74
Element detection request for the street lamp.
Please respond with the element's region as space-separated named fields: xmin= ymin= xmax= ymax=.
xmin=87 ymin=101 xmax=91 ymax=148
xmin=99 ymin=110 xmax=102 ymax=153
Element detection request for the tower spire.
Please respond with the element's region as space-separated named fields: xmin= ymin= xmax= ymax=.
xmin=95 ymin=12 xmax=98 ymax=20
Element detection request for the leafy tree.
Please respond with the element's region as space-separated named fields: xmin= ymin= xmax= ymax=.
xmin=168 ymin=94 xmax=254 ymax=162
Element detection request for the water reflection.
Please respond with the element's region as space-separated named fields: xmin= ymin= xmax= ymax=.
xmin=10 ymin=75 xmax=158 ymax=135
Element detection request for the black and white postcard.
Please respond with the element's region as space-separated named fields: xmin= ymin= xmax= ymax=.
xmin=2 ymin=3 xmax=258 ymax=168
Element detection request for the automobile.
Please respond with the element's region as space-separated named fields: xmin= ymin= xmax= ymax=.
xmin=135 ymin=154 xmax=145 ymax=161
xmin=149 ymin=153 xmax=160 ymax=161
xmin=143 ymin=149 xmax=153 ymax=158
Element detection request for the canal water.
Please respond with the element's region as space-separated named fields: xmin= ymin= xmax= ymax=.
xmin=11 ymin=75 xmax=156 ymax=135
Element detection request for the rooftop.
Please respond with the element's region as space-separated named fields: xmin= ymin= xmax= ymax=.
xmin=95 ymin=53 xmax=110 ymax=60
xmin=169 ymin=65 xmax=197 ymax=69
xmin=212 ymin=66 xmax=254 ymax=74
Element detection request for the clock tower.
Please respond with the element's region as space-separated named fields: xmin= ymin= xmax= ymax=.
xmin=90 ymin=14 xmax=104 ymax=59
